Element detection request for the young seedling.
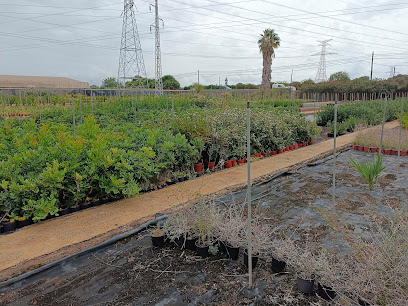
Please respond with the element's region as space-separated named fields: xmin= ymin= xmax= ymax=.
xmin=349 ymin=154 xmax=385 ymax=190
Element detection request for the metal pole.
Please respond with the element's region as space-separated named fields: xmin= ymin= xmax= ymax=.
xmin=379 ymin=96 xmax=387 ymax=154
xmin=370 ymin=52 xmax=374 ymax=81
xmin=246 ymin=101 xmax=252 ymax=288
xmin=72 ymin=95 xmax=76 ymax=137
xmin=1 ymin=92 xmax=4 ymax=119
xmin=172 ymin=96 xmax=175 ymax=119
xmin=134 ymin=95 xmax=137 ymax=124
xmin=333 ymin=95 xmax=338 ymax=204
xmin=38 ymin=95 xmax=42 ymax=123
xmin=398 ymin=96 xmax=404 ymax=157
xmin=314 ymin=93 xmax=316 ymax=119
xmin=79 ymin=93 xmax=83 ymax=125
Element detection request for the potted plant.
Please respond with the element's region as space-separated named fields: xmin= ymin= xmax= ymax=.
xmin=215 ymin=206 xmax=246 ymax=260
xmin=315 ymin=250 xmax=340 ymax=302
xmin=192 ymin=137 xmax=205 ymax=174
xmin=151 ymin=224 xmax=166 ymax=248
xmin=193 ymin=203 xmax=218 ymax=258
xmin=270 ymin=238 xmax=297 ymax=274
xmin=241 ymin=220 xmax=273 ymax=270
xmin=1 ymin=212 xmax=18 ymax=233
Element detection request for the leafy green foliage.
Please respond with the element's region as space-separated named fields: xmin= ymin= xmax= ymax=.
xmin=329 ymin=71 xmax=350 ymax=82
xmin=349 ymin=154 xmax=385 ymax=190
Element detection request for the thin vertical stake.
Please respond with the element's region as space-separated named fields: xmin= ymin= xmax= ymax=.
xmin=398 ymin=96 xmax=404 ymax=157
xmin=172 ymin=96 xmax=175 ymax=119
xmin=79 ymin=93 xmax=83 ymax=124
xmin=379 ymin=96 xmax=388 ymax=154
xmin=72 ymin=95 xmax=76 ymax=137
xmin=333 ymin=95 xmax=338 ymax=204
xmin=246 ymin=101 xmax=252 ymax=289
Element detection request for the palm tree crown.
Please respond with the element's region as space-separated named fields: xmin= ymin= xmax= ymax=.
xmin=258 ymin=29 xmax=280 ymax=90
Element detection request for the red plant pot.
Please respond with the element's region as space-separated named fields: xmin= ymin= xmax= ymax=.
xmin=370 ymin=147 xmax=378 ymax=153
xmin=384 ymin=149 xmax=392 ymax=155
xmin=232 ymin=160 xmax=237 ymax=167
xmin=278 ymin=149 xmax=285 ymax=154
xmin=294 ymin=143 xmax=299 ymax=149
xmin=270 ymin=151 xmax=277 ymax=156
xmin=285 ymin=146 xmax=291 ymax=151
xmin=391 ymin=149 xmax=398 ymax=155
xmin=363 ymin=146 xmax=369 ymax=152
xmin=261 ymin=152 xmax=266 ymax=157
xmin=358 ymin=145 xmax=364 ymax=151
xmin=255 ymin=153 xmax=262 ymax=158
xmin=194 ymin=163 xmax=203 ymax=173
xmin=237 ymin=158 xmax=246 ymax=165
xmin=291 ymin=145 xmax=296 ymax=150
xmin=309 ymin=141 xmax=315 ymax=145
xmin=207 ymin=161 xmax=215 ymax=170
xmin=352 ymin=145 xmax=358 ymax=151
xmin=401 ymin=150 xmax=408 ymax=156
xmin=225 ymin=160 xmax=233 ymax=168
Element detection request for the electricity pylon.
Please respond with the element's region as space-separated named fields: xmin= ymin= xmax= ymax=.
xmin=150 ymin=0 xmax=164 ymax=95
xmin=118 ymin=0 xmax=148 ymax=88
xmin=312 ymin=40 xmax=336 ymax=82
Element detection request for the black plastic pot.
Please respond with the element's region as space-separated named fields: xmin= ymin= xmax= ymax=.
xmin=243 ymin=252 xmax=258 ymax=269
xmin=151 ymin=235 xmax=165 ymax=248
xmin=2 ymin=221 xmax=17 ymax=233
xmin=100 ymin=198 xmax=110 ymax=205
xmin=183 ymin=176 xmax=189 ymax=181
xmin=317 ymin=283 xmax=336 ymax=301
xmin=195 ymin=244 xmax=210 ymax=259
xmin=297 ymin=276 xmax=315 ymax=294
xmin=45 ymin=214 xmax=56 ymax=220
xmin=58 ymin=208 xmax=70 ymax=216
xmin=90 ymin=200 xmax=101 ymax=207
xmin=174 ymin=236 xmax=186 ymax=248
xmin=80 ymin=202 xmax=91 ymax=210
xmin=185 ymin=237 xmax=197 ymax=251
xmin=226 ymin=245 xmax=240 ymax=260
xmin=0 ymin=224 xmax=3 ymax=234
xmin=17 ymin=218 xmax=32 ymax=228
xmin=178 ymin=177 xmax=184 ymax=183
xmin=271 ymin=257 xmax=286 ymax=273
xmin=217 ymin=240 xmax=227 ymax=254
xmin=358 ymin=298 xmax=371 ymax=306
xmin=69 ymin=206 xmax=81 ymax=213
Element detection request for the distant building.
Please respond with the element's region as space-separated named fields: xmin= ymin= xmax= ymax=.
xmin=0 ymin=75 xmax=90 ymax=89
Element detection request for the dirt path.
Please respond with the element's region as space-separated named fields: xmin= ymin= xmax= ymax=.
xmin=0 ymin=121 xmax=399 ymax=281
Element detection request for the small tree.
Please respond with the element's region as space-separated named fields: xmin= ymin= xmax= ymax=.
xmin=329 ymin=71 xmax=350 ymax=82
xmin=101 ymin=77 xmax=121 ymax=88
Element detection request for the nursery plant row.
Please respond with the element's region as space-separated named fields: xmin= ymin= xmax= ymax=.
xmin=353 ymin=128 xmax=408 ymax=155
xmin=0 ymin=106 xmax=319 ymax=230
xmin=317 ymin=98 xmax=408 ymax=133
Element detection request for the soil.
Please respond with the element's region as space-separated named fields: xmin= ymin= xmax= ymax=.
xmin=1 ymin=150 xmax=406 ymax=305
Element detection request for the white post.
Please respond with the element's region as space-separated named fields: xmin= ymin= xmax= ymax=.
xmin=246 ymin=101 xmax=252 ymax=288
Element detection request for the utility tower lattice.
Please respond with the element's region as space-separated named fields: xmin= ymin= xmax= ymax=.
xmin=312 ymin=40 xmax=336 ymax=83
xmin=150 ymin=0 xmax=164 ymax=95
xmin=118 ymin=0 xmax=147 ymax=88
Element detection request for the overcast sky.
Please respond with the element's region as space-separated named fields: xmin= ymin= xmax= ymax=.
xmin=1 ymin=0 xmax=407 ymax=86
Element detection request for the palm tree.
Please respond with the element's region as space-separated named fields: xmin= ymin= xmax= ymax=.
xmin=258 ymin=29 xmax=280 ymax=90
